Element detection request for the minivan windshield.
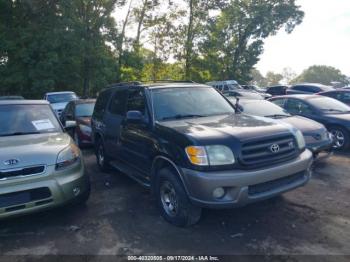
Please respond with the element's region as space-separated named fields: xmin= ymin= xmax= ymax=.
xmin=152 ymin=87 xmax=235 ymax=121
xmin=0 ymin=104 xmax=62 ymax=137
xmin=47 ymin=93 xmax=77 ymax=104
xmin=238 ymin=100 xmax=291 ymax=118
xmin=308 ymin=97 xmax=350 ymax=113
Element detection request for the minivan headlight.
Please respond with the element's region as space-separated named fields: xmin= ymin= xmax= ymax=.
xmin=56 ymin=143 xmax=80 ymax=170
xmin=294 ymin=130 xmax=306 ymax=150
xmin=185 ymin=145 xmax=235 ymax=166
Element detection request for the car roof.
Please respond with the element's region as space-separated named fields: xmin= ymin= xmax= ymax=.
xmin=105 ymin=82 xmax=211 ymax=91
xmin=70 ymin=99 xmax=96 ymax=104
xmin=0 ymin=100 xmax=49 ymax=105
xmin=45 ymin=91 xmax=76 ymax=95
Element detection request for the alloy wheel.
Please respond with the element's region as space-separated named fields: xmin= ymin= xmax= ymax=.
xmin=331 ymin=130 xmax=345 ymax=149
xmin=160 ymin=181 xmax=179 ymax=217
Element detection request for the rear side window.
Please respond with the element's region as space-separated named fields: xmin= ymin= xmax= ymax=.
xmin=293 ymin=86 xmax=309 ymax=92
xmin=95 ymin=90 xmax=111 ymax=113
xmin=271 ymin=98 xmax=286 ymax=107
xmin=127 ymin=89 xmax=147 ymax=114
xmin=109 ymin=90 xmax=128 ymax=115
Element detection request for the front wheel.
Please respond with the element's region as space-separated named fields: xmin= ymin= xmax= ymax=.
xmin=329 ymin=126 xmax=350 ymax=150
xmin=156 ymin=168 xmax=201 ymax=227
xmin=96 ymin=140 xmax=110 ymax=172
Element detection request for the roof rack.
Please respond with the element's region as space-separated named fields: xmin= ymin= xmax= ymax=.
xmin=146 ymin=80 xmax=196 ymax=84
xmin=109 ymin=82 xmax=142 ymax=88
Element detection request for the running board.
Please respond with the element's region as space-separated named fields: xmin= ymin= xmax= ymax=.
xmin=109 ymin=160 xmax=151 ymax=188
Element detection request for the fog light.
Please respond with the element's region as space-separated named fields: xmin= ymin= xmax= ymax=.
xmin=213 ymin=187 xmax=225 ymax=199
xmin=73 ymin=187 xmax=80 ymax=196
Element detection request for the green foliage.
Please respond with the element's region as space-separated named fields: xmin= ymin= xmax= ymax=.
xmin=265 ymin=71 xmax=283 ymax=86
xmin=293 ymin=65 xmax=349 ymax=86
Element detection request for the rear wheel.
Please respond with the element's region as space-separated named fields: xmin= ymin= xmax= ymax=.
xmin=329 ymin=126 xmax=350 ymax=150
xmin=156 ymin=168 xmax=201 ymax=227
xmin=96 ymin=140 xmax=110 ymax=172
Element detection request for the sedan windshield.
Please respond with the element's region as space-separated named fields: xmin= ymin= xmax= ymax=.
xmin=76 ymin=103 xmax=95 ymax=117
xmin=236 ymin=100 xmax=291 ymax=117
xmin=47 ymin=93 xmax=77 ymax=104
xmin=308 ymin=97 xmax=350 ymax=113
xmin=0 ymin=104 xmax=62 ymax=136
xmin=152 ymin=87 xmax=235 ymax=121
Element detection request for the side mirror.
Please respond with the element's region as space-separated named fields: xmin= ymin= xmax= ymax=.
xmin=65 ymin=120 xmax=77 ymax=130
xmin=126 ymin=110 xmax=143 ymax=124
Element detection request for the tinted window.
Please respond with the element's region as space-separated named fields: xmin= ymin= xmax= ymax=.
xmin=127 ymin=89 xmax=147 ymax=114
xmin=152 ymin=87 xmax=235 ymax=121
xmin=0 ymin=104 xmax=62 ymax=136
xmin=95 ymin=90 xmax=111 ymax=113
xmin=286 ymin=99 xmax=313 ymax=114
xmin=293 ymin=86 xmax=309 ymax=92
xmin=340 ymin=92 xmax=350 ymax=103
xmin=109 ymin=90 xmax=128 ymax=115
xmin=271 ymin=98 xmax=286 ymax=107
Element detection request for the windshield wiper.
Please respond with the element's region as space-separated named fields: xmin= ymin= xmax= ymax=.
xmin=161 ymin=114 xmax=206 ymax=121
xmin=0 ymin=131 xmax=41 ymax=137
xmin=265 ymin=114 xmax=290 ymax=118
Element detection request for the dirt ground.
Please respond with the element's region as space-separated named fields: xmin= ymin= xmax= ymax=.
xmin=1 ymin=150 xmax=350 ymax=259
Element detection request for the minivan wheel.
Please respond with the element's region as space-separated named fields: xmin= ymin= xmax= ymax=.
xmin=156 ymin=168 xmax=201 ymax=227
xmin=96 ymin=140 xmax=110 ymax=172
xmin=330 ymin=126 xmax=349 ymax=150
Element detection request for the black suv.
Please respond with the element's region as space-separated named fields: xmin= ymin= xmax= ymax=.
xmin=92 ymin=82 xmax=313 ymax=226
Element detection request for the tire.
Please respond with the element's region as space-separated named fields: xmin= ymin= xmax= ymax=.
xmin=329 ymin=126 xmax=350 ymax=150
xmin=96 ymin=139 xmax=110 ymax=172
xmin=69 ymin=183 xmax=91 ymax=206
xmin=155 ymin=168 xmax=201 ymax=227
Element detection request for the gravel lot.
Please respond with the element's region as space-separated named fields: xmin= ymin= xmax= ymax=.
xmin=1 ymin=150 xmax=350 ymax=258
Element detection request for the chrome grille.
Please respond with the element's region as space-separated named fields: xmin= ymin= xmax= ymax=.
xmin=240 ymin=134 xmax=298 ymax=168
xmin=0 ymin=166 xmax=45 ymax=180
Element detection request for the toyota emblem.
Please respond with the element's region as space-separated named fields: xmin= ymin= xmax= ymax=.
xmin=3 ymin=159 xmax=19 ymax=166
xmin=270 ymin=144 xmax=280 ymax=153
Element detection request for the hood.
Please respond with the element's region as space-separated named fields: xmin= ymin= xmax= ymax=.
xmin=279 ymin=116 xmax=325 ymax=134
xmin=157 ymin=114 xmax=295 ymax=144
xmin=50 ymin=102 xmax=68 ymax=111
xmin=325 ymin=113 xmax=350 ymax=122
xmin=76 ymin=116 xmax=92 ymax=126
xmin=0 ymin=133 xmax=72 ymax=169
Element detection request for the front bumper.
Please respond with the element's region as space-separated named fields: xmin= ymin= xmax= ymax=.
xmin=0 ymin=160 xmax=89 ymax=219
xmin=180 ymin=149 xmax=313 ymax=209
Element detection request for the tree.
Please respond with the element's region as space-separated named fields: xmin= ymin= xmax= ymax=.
xmin=199 ymin=0 xmax=304 ymax=82
xmin=265 ymin=71 xmax=283 ymax=86
xmin=250 ymin=68 xmax=267 ymax=87
xmin=293 ymin=65 xmax=349 ymax=86
xmin=281 ymin=67 xmax=297 ymax=85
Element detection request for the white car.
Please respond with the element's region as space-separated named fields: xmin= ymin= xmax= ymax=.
xmin=44 ymin=91 xmax=78 ymax=117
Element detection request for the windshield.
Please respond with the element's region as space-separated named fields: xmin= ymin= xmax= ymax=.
xmin=308 ymin=97 xmax=350 ymax=113
xmin=76 ymin=103 xmax=95 ymax=117
xmin=152 ymin=87 xmax=235 ymax=121
xmin=47 ymin=93 xmax=77 ymax=104
xmin=0 ymin=104 xmax=62 ymax=136
xmin=238 ymin=100 xmax=290 ymax=117
xmin=227 ymin=91 xmax=263 ymax=100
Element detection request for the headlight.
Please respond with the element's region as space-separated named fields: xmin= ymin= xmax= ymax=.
xmin=185 ymin=145 xmax=235 ymax=166
xmin=56 ymin=143 xmax=80 ymax=170
xmin=79 ymin=124 xmax=92 ymax=135
xmin=294 ymin=130 xmax=306 ymax=150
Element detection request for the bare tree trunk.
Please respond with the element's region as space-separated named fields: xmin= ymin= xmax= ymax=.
xmin=184 ymin=0 xmax=194 ymax=80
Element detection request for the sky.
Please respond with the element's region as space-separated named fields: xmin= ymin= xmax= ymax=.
xmin=114 ymin=0 xmax=350 ymax=77
xmin=256 ymin=0 xmax=350 ymax=76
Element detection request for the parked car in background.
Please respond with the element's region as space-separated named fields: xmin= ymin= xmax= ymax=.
xmin=92 ymin=82 xmax=313 ymax=226
xmin=318 ymin=89 xmax=350 ymax=106
xmin=44 ymin=91 xmax=78 ymax=117
xmin=60 ymin=99 xmax=96 ymax=147
xmin=286 ymin=83 xmax=334 ymax=95
xmin=232 ymin=99 xmax=333 ymax=158
xmin=0 ymin=100 xmax=90 ymax=219
xmin=266 ymin=85 xmax=288 ymax=96
xmin=0 ymin=96 xmax=24 ymax=100
xmin=242 ymin=85 xmax=272 ymax=99
xmin=206 ymin=80 xmax=242 ymax=94
xmin=269 ymin=95 xmax=350 ymax=150
xmin=225 ymin=90 xmax=265 ymax=100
